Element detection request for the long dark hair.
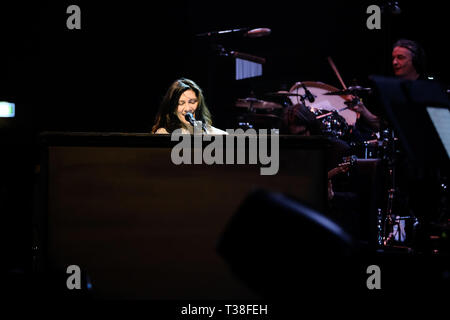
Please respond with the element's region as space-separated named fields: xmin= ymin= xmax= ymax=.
xmin=152 ymin=78 xmax=212 ymax=133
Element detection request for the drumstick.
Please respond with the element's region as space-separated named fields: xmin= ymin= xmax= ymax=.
xmin=315 ymin=105 xmax=351 ymax=120
xmin=316 ymin=111 xmax=333 ymax=119
xmin=315 ymin=108 xmax=345 ymax=120
xmin=327 ymin=56 xmax=360 ymax=119
xmin=327 ymin=56 xmax=347 ymax=90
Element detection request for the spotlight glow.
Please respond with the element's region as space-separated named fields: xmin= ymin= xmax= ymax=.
xmin=0 ymin=102 xmax=15 ymax=117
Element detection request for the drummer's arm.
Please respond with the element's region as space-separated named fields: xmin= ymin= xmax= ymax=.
xmin=351 ymin=100 xmax=380 ymax=130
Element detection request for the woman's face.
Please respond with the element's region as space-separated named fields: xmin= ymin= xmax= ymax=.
xmin=176 ymin=89 xmax=199 ymax=126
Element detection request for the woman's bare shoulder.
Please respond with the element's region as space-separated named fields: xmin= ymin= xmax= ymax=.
xmin=155 ymin=127 xmax=169 ymax=134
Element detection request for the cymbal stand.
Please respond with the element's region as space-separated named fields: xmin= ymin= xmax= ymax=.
xmin=378 ymin=128 xmax=402 ymax=246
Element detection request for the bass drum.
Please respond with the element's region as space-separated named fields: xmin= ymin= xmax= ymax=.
xmin=289 ymin=81 xmax=358 ymax=127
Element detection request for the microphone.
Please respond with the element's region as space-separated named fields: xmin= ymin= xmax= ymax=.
xmin=185 ymin=112 xmax=196 ymax=126
xmin=244 ymin=28 xmax=271 ymax=38
xmin=302 ymin=83 xmax=315 ymax=103
xmin=185 ymin=112 xmax=207 ymax=133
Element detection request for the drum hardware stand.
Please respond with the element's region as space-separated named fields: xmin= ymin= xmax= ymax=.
xmin=378 ymin=127 xmax=397 ymax=247
xmin=377 ymin=208 xmax=384 ymax=246
xmin=237 ymin=97 xmax=257 ymax=129
xmin=377 ymin=129 xmax=419 ymax=249
xmin=361 ymin=139 xmax=378 ymax=159
xmin=295 ymin=93 xmax=307 ymax=106
xmin=377 ymin=129 xmax=398 ymax=247
xmin=245 ymin=97 xmax=259 ymax=113
xmin=436 ymin=176 xmax=449 ymax=224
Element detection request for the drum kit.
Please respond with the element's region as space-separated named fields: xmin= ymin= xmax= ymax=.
xmin=234 ymin=80 xmax=358 ymax=140
xmin=208 ymin=27 xmax=448 ymax=254
xmin=233 ymin=56 xmax=379 ymax=152
xmin=232 ymin=57 xmax=422 ymax=251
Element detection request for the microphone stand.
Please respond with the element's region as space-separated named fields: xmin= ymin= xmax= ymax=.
xmin=202 ymin=123 xmax=208 ymax=134
xmin=301 ymin=83 xmax=315 ymax=103
xmin=192 ymin=120 xmax=206 ymax=134
xmin=196 ymin=28 xmax=251 ymax=38
xmin=186 ymin=113 xmax=207 ymax=134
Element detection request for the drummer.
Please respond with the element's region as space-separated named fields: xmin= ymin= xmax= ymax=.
xmin=349 ymin=38 xmax=428 ymax=131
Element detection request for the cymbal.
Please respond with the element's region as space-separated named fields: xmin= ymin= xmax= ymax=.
xmin=324 ymin=86 xmax=372 ymax=96
xmin=240 ymin=113 xmax=281 ymax=120
xmin=235 ymin=98 xmax=283 ymax=110
xmin=265 ymin=91 xmax=304 ymax=97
